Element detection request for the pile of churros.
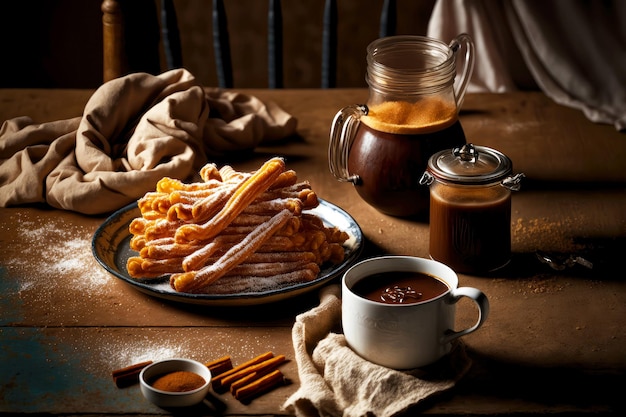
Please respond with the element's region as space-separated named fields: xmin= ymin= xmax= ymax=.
xmin=126 ymin=157 xmax=349 ymax=294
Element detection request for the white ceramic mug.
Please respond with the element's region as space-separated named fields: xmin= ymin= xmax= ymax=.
xmin=341 ymin=256 xmax=489 ymax=369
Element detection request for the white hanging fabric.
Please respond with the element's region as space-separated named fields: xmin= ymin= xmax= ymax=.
xmin=427 ymin=0 xmax=626 ymax=131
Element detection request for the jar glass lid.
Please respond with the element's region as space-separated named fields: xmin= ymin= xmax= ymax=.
xmin=427 ymin=143 xmax=512 ymax=184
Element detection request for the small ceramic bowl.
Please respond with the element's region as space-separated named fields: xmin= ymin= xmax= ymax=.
xmin=139 ymin=358 xmax=212 ymax=408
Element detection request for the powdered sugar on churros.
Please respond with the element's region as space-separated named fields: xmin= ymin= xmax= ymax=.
xmin=126 ymin=157 xmax=349 ymax=294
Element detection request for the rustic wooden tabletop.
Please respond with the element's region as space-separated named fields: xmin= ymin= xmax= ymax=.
xmin=1 ymin=89 xmax=625 ymax=415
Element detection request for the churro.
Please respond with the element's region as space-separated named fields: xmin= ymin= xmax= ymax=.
xmin=203 ymin=269 xmax=320 ymax=294
xmin=190 ymin=183 xmax=239 ymax=222
xmin=127 ymin=256 xmax=184 ymax=278
xmin=170 ymin=208 xmax=293 ymax=293
xmin=175 ymin=157 xmax=286 ymax=243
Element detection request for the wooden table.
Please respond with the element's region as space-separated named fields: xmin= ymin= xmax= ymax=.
xmin=1 ymin=89 xmax=625 ymax=415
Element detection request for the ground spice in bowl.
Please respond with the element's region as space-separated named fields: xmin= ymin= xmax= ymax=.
xmin=151 ymin=371 xmax=206 ymax=392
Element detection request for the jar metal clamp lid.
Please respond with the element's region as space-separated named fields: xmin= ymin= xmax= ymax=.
xmin=419 ymin=143 xmax=524 ymax=189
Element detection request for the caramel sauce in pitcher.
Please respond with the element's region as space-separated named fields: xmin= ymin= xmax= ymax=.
xmin=348 ymin=99 xmax=466 ymax=218
xmin=362 ymin=99 xmax=458 ymax=134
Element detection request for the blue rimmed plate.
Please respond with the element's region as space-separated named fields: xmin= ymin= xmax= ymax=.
xmin=92 ymin=199 xmax=363 ymax=306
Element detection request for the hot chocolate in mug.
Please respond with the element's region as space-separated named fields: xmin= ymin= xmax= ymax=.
xmin=341 ymin=256 xmax=489 ymax=369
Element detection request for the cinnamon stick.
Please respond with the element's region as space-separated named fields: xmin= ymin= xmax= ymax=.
xmin=230 ymin=371 xmax=261 ymax=394
xmin=211 ymin=351 xmax=274 ymax=391
xmin=112 ymin=360 xmax=153 ymax=388
xmin=234 ymin=369 xmax=289 ymax=403
xmin=205 ymin=355 xmax=233 ymax=377
xmin=220 ymin=354 xmax=286 ymax=390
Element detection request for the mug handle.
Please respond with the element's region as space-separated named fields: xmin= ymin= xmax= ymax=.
xmin=449 ymin=33 xmax=475 ymax=110
xmin=328 ymin=104 xmax=367 ymax=184
xmin=441 ymin=286 xmax=489 ymax=345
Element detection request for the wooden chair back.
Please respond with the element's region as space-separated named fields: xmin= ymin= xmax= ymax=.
xmin=102 ymin=0 xmax=399 ymax=88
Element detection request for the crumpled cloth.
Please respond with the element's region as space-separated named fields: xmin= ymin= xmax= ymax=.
xmin=283 ymin=285 xmax=472 ymax=417
xmin=428 ymin=0 xmax=626 ymax=131
xmin=0 ymin=68 xmax=297 ymax=214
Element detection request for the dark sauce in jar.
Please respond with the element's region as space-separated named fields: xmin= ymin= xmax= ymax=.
xmin=424 ymin=144 xmax=520 ymax=274
xmin=351 ymin=271 xmax=449 ymax=304
xmin=429 ymin=184 xmax=511 ymax=273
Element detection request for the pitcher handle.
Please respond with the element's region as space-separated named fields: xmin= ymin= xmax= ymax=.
xmin=449 ymin=33 xmax=475 ymax=110
xmin=328 ymin=104 xmax=367 ymax=184
xmin=441 ymin=286 xmax=489 ymax=345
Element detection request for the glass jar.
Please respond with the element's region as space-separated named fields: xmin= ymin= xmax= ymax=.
xmin=420 ymin=144 xmax=524 ymax=273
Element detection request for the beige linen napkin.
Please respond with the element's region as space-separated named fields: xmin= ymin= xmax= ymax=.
xmin=0 ymin=68 xmax=297 ymax=214
xmin=283 ymin=285 xmax=471 ymax=417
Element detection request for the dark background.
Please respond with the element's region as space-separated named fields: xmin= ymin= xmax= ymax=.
xmin=0 ymin=0 xmax=436 ymax=89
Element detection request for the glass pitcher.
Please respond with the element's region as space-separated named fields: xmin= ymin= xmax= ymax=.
xmin=329 ymin=34 xmax=475 ymax=218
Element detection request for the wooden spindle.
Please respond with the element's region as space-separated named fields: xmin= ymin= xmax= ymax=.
xmin=161 ymin=0 xmax=183 ymax=70
xmin=102 ymin=0 xmax=127 ymax=82
xmin=268 ymin=0 xmax=283 ymax=88
xmin=379 ymin=0 xmax=397 ymax=38
xmin=213 ymin=0 xmax=233 ymax=88
xmin=322 ymin=0 xmax=337 ymax=89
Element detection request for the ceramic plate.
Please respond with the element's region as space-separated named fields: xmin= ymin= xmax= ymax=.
xmin=92 ymin=199 xmax=363 ymax=306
